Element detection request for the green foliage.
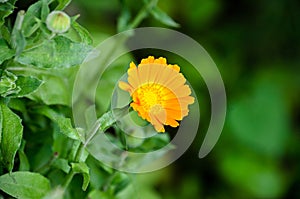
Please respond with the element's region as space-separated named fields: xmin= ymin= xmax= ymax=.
xmin=88 ymin=190 xmax=113 ymax=199
xmin=71 ymin=162 xmax=90 ymax=191
xmin=12 ymin=75 xmax=42 ymax=97
xmin=0 ymin=0 xmax=17 ymax=28
xmin=55 ymin=0 xmax=71 ymax=10
xmin=52 ymin=158 xmax=69 ymax=173
xmin=27 ymin=68 xmax=76 ymax=105
xmin=37 ymin=106 xmax=80 ymax=140
xmin=0 ymin=70 xmax=19 ymax=97
xmin=71 ymin=21 xmax=93 ymax=45
xmin=11 ymin=10 xmax=26 ymax=57
xmin=0 ymin=0 xmax=177 ymax=198
xmin=0 ymin=70 xmax=42 ymax=98
xmin=0 ymin=39 xmax=14 ymax=64
xmin=18 ymin=141 xmax=30 ymax=171
xmin=0 ymin=101 xmax=23 ymax=172
xmin=117 ymin=1 xmax=131 ymax=32
xmin=0 ymin=171 xmax=51 ymax=199
xmin=21 ymin=1 xmax=44 ymax=37
xmin=0 ymin=70 xmax=41 ymax=98
xmin=150 ymin=7 xmax=180 ymax=28
xmin=17 ymin=36 xmax=92 ymax=68
xmin=109 ymin=172 xmax=131 ymax=194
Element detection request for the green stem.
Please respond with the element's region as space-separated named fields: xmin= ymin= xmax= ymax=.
xmin=84 ymin=105 xmax=129 ymax=147
xmin=62 ymin=106 xmax=128 ymax=191
xmin=13 ymin=10 xmax=25 ymax=31
xmin=74 ymin=142 xmax=85 ymax=162
xmin=62 ymin=170 xmax=75 ymax=189
xmin=127 ymin=0 xmax=157 ymax=29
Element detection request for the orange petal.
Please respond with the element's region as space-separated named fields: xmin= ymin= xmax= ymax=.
xmin=149 ymin=113 xmax=165 ymax=132
xmin=166 ymin=109 xmax=183 ymax=120
xmin=130 ymin=61 xmax=137 ymax=69
xmin=128 ymin=67 xmax=140 ymax=89
xmin=166 ymin=118 xmax=179 ymax=127
xmin=119 ymin=81 xmax=132 ymax=93
xmin=138 ymin=64 xmax=152 ymax=84
xmin=140 ymin=56 xmax=155 ymax=64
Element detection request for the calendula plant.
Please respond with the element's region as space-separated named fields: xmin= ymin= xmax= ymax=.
xmin=0 ymin=0 xmax=190 ymax=198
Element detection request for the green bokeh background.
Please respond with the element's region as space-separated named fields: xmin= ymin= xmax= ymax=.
xmin=67 ymin=0 xmax=299 ymax=198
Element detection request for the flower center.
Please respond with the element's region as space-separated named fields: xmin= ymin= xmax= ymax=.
xmin=134 ymin=83 xmax=165 ymax=111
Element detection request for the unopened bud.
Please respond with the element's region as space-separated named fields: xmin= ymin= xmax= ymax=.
xmin=46 ymin=11 xmax=71 ymax=34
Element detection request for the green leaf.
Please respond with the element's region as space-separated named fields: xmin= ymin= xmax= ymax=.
xmin=117 ymin=3 xmax=131 ymax=32
xmin=52 ymin=158 xmax=70 ymax=173
xmin=11 ymin=10 xmax=26 ymax=57
xmin=0 ymin=69 xmax=19 ymax=97
xmin=0 ymin=25 xmax=11 ymax=43
xmin=8 ymin=75 xmax=42 ymax=97
xmin=0 ymin=0 xmax=17 ymax=29
xmin=67 ymin=139 xmax=80 ymax=160
xmin=8 ymin=98 xmax=26 ymax=112
xmin=71 ymin=21 xmax=93 ymax=45
xmin=110 ymin=172 xmax=131 ymax=194
xmin=0 ymin=102 xmax=23 ymax=172
xmin=41 ymin=0 xmax=50 ymax=22
xmin=0 ymin=171 xmax=51 ymax=199
xmin=18 ymin=140 xmax=30 ymax=171
xmin=0 ymin=39 xmax=14 ymax=64
xmin=87 ymin=190 xmax=113 ymax=199
xmin=71 ymin=162 xmax=90 ymax=191
xmin=37 ymin=106 xmax=80 ymax=140
xmin=0 ymin=70 xmax=42 ymax=98
xmin=22 ymin=1 xmax=42 ymax=37
xmin=16 ymin=36 xmax=92 ymax=68
xmin=0 ymin=1 xmax=10 ymax=8
xmin=150 ymin=7 xmax=180 ymax=28
xmin=52 ymin=127 xmax=74 ymax=159
xmin=86 ymin=157 xmax=110 ymax=189
xmin=55 ymin=0 xmax=71 ymax=10
xmin=28 ymin=72 xmax=71 ymax=105
xmin=85 ymin=106 xmax=129 ymax=144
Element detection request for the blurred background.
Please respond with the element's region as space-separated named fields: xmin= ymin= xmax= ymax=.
xmin=64 ymin=0 xmax=299 ymax=198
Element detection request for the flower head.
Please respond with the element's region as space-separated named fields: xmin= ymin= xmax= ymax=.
xmin=46 ymin=11 xmax=71 ymax=34
xmin=119 ymin=56 xmax=194 ymax=132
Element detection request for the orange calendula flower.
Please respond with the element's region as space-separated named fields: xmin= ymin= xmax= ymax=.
xmin=119 ymin=56 xmax=194 ymax=132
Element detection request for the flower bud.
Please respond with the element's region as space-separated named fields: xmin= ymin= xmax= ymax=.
xmin=46 ymin=11 xmax=71 ymax=34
